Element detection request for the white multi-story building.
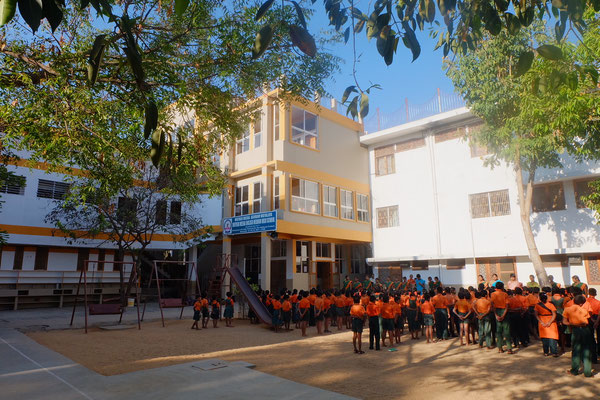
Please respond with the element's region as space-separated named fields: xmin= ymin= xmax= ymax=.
xmin=0 ymin=155 xmax=221 ymax=310
xmin=361 ymin=107 xmax=600 ymax=289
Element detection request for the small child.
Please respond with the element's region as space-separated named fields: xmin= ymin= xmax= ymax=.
xmin=282 ymin=294 xmax=292 ymax=331
xmin=380 ymin=294 xmax=395 ymax=347
xmin=454 ymin=291 xmax=473 ymax=345
xmin=272 ymin=295 xmax=282 ymax=332
xmin=350 ymin=295 xmax=366 ymax=354
xmin=420 ymin=293 xmax=435 ymax=343
xmin=201 ymin=293 xmax=210 ymax=328
xmin=224 ymin=292 xmax=235 ymax=327
xmin=298 ymin=292 xmax=310 ymax=337
xmin=191 ymin=295 xmax=201 ymax=330
xmin=210 ymin=295 xmax=220 ymax=328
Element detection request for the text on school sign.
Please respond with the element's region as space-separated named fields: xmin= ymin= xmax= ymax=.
xmin=222 ymin=211 xmax=277 ymax=235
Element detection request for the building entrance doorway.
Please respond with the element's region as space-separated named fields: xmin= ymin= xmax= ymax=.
xmin=271 ymin=260 xmax=286 ymax=294
xmin=317 ymin=262 xmax=332 ymax=290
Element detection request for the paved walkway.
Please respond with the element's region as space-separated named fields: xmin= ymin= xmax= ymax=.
xmin=0 ymin=307 xmax=356 ymax=400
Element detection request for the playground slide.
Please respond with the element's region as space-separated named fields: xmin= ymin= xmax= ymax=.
xmin=228 ymin=266 xmax=272 ymax=326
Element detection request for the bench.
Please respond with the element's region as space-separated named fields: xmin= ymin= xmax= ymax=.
xmin=89 ymin=304 xmax=122 ymax=315
xmin=160 ymin=298 xmax=184 ymax=308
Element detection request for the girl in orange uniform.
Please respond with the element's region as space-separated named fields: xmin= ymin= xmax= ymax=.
xmin=420 ymin=293 xmax=435 ymax=343
xmin=350 ymin=295 xmax=366 ymax=354
xmin=534 ymin=292 xmax=559 ymax=357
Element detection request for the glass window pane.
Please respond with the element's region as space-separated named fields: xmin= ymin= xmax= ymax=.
xmin=305 ymin=112 xmax=317 ymax=133
xmin=291 ymin=106 xmax=304 ymax=129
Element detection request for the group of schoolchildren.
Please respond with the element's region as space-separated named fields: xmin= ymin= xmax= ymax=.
xmin=191 ymin=292 xmax=235 ymax=329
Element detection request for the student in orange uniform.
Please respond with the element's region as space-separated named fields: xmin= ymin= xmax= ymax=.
xmin=290 ymin=289 xmax=299 ymax=328
xmin=526 ymin=287 xmax=540 ymax=340
xmin=563 ymin=295 xmax=593 ymax=377
xmin=380 ymin=294 xmax=395 ymax=347
xmin=191 ymin=295 xmax=202 ymax=330
xmin=350 ymin=295 xmax=367 ymax=354
xmin=474 ymin=291 xmax=493 ymax=349
xmin=224 ymin=292 xmax=235 ymax=328
xmin=534 ymin=292 xmax=559 ymax=357
xmin=210 ymin=295 xmax=220 ymax=328
xmin=308 ymin=289 xmax=317 ymax=327
xmin=271 ymin=295 xmax=282 ymax=333
xmin=366 ymin=295 xmax=381 ymax=350
xmin=432 ymin=287 xmax=449 ymax=341
xmin=420 ymin=293 xmax=435 ymax=343
xmin=324 ymin=292 xmax=332 ymax=333
xmin=491 ymin=282 xmax=512 ymax=353
xmin=282 ymin=294 xmax=292 ymax=331
xmin=298 ymin=291 xmax=310 ymax=337
xmin=314 ymin=291 xmax=324 ymax=335
xmin=586 ymin=288 xmax=600 ymax=358
xmin=335 ymin=291 xmax=346 ymax=331
xmin=345 ymin=292 xmax=354 ymax=329
xmin=406 ymin=291 xmax=420 ymax=340
xmin=201 ymin=293 xmax=210 ymax=329
xmin=454 ymin=292 xmax=473 ymax=345
xmin=393 ymin=295 xmax=403 ymax=344
xmin=506 ymin=290 xmax=524 ymax=349
xmin=445 ymin=288 xmax=458 ymax=337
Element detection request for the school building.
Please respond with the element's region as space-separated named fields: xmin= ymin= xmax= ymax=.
xmin=361 ymin=106 xmax=600 ymax=290
xmin=0 ymin=156 xmax=222 ymax=310
xmin=209 ymin=89 xmax=372 ymax=295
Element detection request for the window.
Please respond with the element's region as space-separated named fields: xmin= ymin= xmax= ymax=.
xmin=0 ymin=175 xmax=25 ymax=195
xmin=412 ymin=260 xmax=429 ymax=270
xmin=532 ymin=183 xmax=566 ymax=212
xmin=235 ymin=185 xmax=249 ymax=216
xmin=252 ymin=182 xmax=261 ymax=213
xmin=291 ymin=106 xmax=318 ymax=149
xmin=114 ymin=251 xmax=123 ymax=271
xmin=357 ymin=194 xmax=369 ymax=222
xmin=335 ymin=245 xmax=344 ymax=275
xmin=542 ymin=254 xmax=568 ymax=268
xmin=170 ymin=201 xmax=181 ymax=224
xmin=374 ymin=145 xmax=395 ymax=176
xmin=316 ymin=242 xmax=331 ymax=258
xmin=273 ymin=176 xmax=280 ymax=210
xmin=77 ymin=248 xmax=90 ymax=271
xmin=34 ymin=247 xmax=48 ymax=270
xmin=97 ymin=249 xmax=106 ymax=271
xmin=37 ymin=179 xmax=69 ymax=199
xmin=291 ymin=178 xmax=319 ymax=214
xmin=117 ymin=197 xmax=138 ymax=222
xmin=272 ymin=102 xmax=280 ymax=141
xmin=13 ymin=246 xmax=24 ymax=270
xmin=323 ymin=185 xmax=338 ymax=217
xmin=351 ymin=259 xmax=361 ymax=274
xmin=295 ymin=240 xmax=310 ymax=273
xmin=469 ymin=190 xmax=511 ymax=218
xmin=271 ymin=240 xmax=286 ymax=258
xmin=477 ymin=257 xmax=515 ymax=283
xmin=253 ymin=111 xmax=262 ymax=148
xmin=376 ymin=206 xmax=399 ymax=228
xmin=156 ymin=200 xmax=167 ymax=225
xmin=341 ymin=190 xmax=354 ymax=220
xmin=446 ymin=259 xmax=466 ymax=270
xmin=236 ymin=130 xmax=250 ymax=154
xmin=574 ymin=178 xmax=598 ymax=209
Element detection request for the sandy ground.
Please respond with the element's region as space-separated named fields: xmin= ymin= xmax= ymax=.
xmin=27 ymin=320 xmax=600 ymax=400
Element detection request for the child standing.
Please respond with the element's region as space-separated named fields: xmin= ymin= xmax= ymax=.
xmin=454 ymin=292 xmax=472 ymax=345
xmin=380 ymin=294 xmax=395 ymax=347
xmin=282 ymin=294 xmax=292 ymax=331
xmin=350 ymin=295 xmax=366 ymax=354
xmin=366 ymin=295 xmax=381 ymax=351
xmin=491 ymin=282 xmax=512 ymax=353
xmin=473 ymin=291 xmax=493 ymax=349
xmin=420 ymin=293 xmax=435 ymax=343
xmin=563 ymin=295 xmax=593 ymax=377
xmin=534 ymin=292 xmax=559 ymax=357
xmin=201 ymin=293 xmax=210 ymax=328
xmin=191 ymin=295 xmax=201 ymax=330
xmin=210 ymin=295 xmax=220 ymax=328
xmin=271 ymin=295 xmax=282 ymax=332
xmin=298 ymin=292 xmax=310 ymax=337
xmin=223 ymin=292 xmax=235 ymax=327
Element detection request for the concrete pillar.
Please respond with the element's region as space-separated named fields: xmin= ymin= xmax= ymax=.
xmin=330 ymin=98 xmax=337 ymax=112
xmin=189 ymin=245 xmax=198 ymax=282
xmin=260 ymin=232 xmax=272 ymax=291
xmin=222 ymin=237 xmax=232 ymax=298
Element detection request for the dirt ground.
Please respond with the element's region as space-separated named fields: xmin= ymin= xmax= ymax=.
xmin=27 ymin=319 xmax=599 ymax=400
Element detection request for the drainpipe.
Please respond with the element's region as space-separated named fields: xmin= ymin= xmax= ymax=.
xmin=426 ymin=129 xmax=443 ymax=282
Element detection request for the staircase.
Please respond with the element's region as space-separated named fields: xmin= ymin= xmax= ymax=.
xmin=207 ymin=254 xmax=238 ymax=298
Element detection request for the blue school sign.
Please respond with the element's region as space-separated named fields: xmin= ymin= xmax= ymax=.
xmin=222 ymin=211 xmax=277 ymax=235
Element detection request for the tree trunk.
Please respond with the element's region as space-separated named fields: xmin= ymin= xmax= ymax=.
xmin=514 ymin=158 xmax=549 ymax=287
xmin=117 ymin=247 xmax=125 ymax=306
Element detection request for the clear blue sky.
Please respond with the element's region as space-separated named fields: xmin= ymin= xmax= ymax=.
xmin=310 ymin=10 xmax=458 ymax=115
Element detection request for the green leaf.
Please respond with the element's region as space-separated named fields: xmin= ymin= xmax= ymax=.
xmin=151 ymin=129 xmax=165 ymax=167
xmin=484 ymin=9 xmax=502 ymax=35
xmin=341 ymin=85 xmax=357 ymax=104
xmin=144 ymin=100 xmax=158 ymax=140
xmin=291 ymin=1 xmax=307 ymax=30
xmin=376 ymin=25 xmax=391 ymax=57
xmin=566 ymin=71 xmax=578 ymax=91
xmin=42 ymin=0 xmax=62 ymax=32
xmin=0 ymin=0 xmax=17 ymax=26
xmin=251 ymin=24 xmax=273 ymax=59
xmin=289 ymin=25 xmax=317 ymax=57
xmin=18 ymin=0 xmax=43 ymax=32
xmin=359 ymin=93 xmax=369 ymax=118
xmin=255 ymin=0 xmax=275 ymax=21
xmin=519 ymin=6 xmax=534 ymax=27
xmin=402 ymin=21 xmax=421 ymax=61
xmin=87 ymin=34 xmax=106 ymax=86
xmin=425 ymin=0 xmax=435 ymax=22
xmin=551 ymin=0 xmax=565 ymax=9
xmin=346 ymin=96 xmax=358 ymax=119
xmin=494 ymin=0 xmax=508 ymax=12
xmin=354 ymin=19 xmax=365 ymax=34
xmin=537 ymin=44 xmax=563 ymax=60
xmin=174 ymin=0 xmax=189 ymax=17
xmin=513 ymin=50 xmax=534 ymax=77
xmin=555 ymin=21 xmax=566 ymax=41
xmin=504 ymin=12 xmax=520 ymax=35
xmin=344 ymin=26 xmax=350 ymax=44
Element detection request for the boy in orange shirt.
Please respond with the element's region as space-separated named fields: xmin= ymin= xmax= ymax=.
xmin=201 ymin=293 xmax=210 ymax=329
xmin=474 ymin=291 xmax=493 ymax=348
xmin=350 ymin=295 xmax=367 ymax=354
xmin=432 ymin=287 xmax=449 ymax=341
xmin=367 ymin=295 xmax=381 ymax=350
xmin=314 ymin=291 xmax=324 ymax=335
xmin=491 ymin=282 xmax=512 ymax=353
xmin=563 ymin=295 xmax=593 ymax=377
xmin=298 ymin=291 xmax=310 ymax=337
xmin=271 ymin=295 xmax=282 ymax=333
xmin=335 ymin=291 xmax=346 ymax=331
xmin=380 ymin=294 xmax=395 ymax=347
xmin=393 ymin=295 xmax=403 ymax=344
xmin=420 ymin=293 xmax=435 ymax=343
xmin=453 ymin=292 xmax=472 ymax=346
xmin=191 ymin=295 xmax=202 ymax=330
xmin=282 ymin=294 xmax=292 ymax=331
